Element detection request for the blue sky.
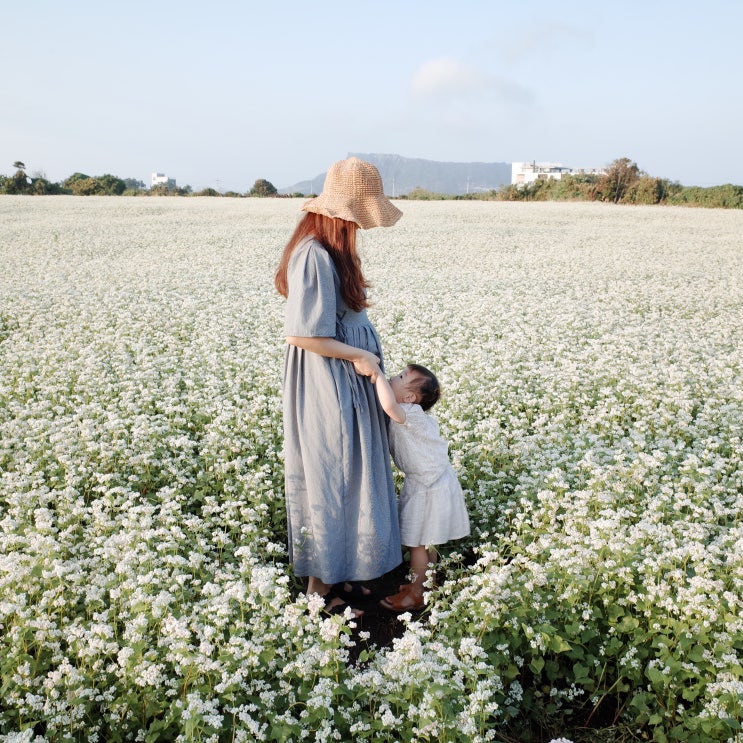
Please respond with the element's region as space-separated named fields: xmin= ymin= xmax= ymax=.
xmin=2 ymin=0 xmax=741 ymax=192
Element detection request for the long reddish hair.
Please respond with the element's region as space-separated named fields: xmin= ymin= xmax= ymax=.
xmin=274 ymin=212 xmax=370 ymax=312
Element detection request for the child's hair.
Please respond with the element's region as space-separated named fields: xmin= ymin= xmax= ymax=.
xmin=408 ymin=363 xmax=441 ymax=411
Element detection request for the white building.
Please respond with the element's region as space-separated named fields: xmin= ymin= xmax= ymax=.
xmin=511 ymin=161 xmax=604 ymax=186
xmin=151 ymin=172 xmax=176 ymax=188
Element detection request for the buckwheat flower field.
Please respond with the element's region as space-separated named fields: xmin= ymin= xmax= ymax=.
xmin=1 ymin=196 xmax=741 ymax=743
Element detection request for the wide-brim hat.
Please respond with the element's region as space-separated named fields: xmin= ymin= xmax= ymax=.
xmin=302 ymin=157 xmax=402 ymax=230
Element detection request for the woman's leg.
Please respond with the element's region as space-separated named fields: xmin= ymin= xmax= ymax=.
xmin=307 ymin=576 xmax=332 ymax=596
xmin=307 ymin=576 xmax=364 ymax=617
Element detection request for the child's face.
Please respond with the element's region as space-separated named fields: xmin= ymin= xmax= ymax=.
xmin=389 ymin=366 xmax=425 ymax=404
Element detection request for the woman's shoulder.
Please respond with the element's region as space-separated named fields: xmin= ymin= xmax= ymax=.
xmin=292 ymin=236 xmax=325 ymax=259
xmin=289 ymin=237 xmax=333 ymax=272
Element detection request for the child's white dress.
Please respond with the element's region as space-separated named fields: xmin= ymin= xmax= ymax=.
xmin=388 ymin=403 xmax=470 ymax=547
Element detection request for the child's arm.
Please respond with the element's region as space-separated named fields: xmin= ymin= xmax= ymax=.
xmin=374 ymin=373 xmax=407 ymax=424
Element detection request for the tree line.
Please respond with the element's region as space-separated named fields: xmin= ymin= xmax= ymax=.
xmin=402 ymin=158 xmax=743 ymax=209
xmin=0 ymin=162 xmax=280 ymax=198
xmin=3 ymin=158 xmax=742 ymax=208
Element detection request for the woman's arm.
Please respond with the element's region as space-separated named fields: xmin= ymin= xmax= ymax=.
xmin=285 ymin=336 xmax=380 ymax=378
xmin=374 ymin=373 xmax=407 ymax=424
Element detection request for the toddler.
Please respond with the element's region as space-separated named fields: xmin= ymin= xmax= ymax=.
xmin=374 ymin=364 xmax=470 ymax=611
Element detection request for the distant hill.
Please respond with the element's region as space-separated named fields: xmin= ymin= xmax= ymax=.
xmin=280 ymin=154 xmax=512 ymax=196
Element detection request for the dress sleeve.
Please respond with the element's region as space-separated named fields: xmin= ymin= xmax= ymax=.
xmin=284 ymin=240 xmax=337 ymax=337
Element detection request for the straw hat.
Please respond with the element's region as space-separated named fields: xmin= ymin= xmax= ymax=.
xmin=302 ymin=157 xmax=402 ymax=230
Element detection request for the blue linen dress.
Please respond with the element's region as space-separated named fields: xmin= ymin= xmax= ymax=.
xmin=282 ymin=238 xmax=401 ymax=584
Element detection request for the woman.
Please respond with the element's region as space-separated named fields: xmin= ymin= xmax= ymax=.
xmin=275 ymin=157 xmax=403 ymax=616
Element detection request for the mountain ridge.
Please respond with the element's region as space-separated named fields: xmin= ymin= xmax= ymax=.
xmin=280 ymin=153 xmax=512 ymax=196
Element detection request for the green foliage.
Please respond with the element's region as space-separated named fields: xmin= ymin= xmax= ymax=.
xmin=0 ymin=161 xmax=64 ymax=194
xmin=98 ymin=174 xmax=127 ymax=195
xmin=492 ymin=161 xmax=740 ymax=209
xmin=402 ymin=186 xmax=448 ymax=200
xmin=149 ymin=183 xmax=193 ymax=196
xmin=68 ymin=176 xmax=105 ymax=195
xmin=456 ymin=189 xmax=500 ymax=201
xmin=2 ymin=157 xmax=741 ymax=207
xmin=624 ymin=176 xmax=669 ymax=205
xmin=2 ymin=162 xmax=32 ymax=194
xmin=601 ymin=157 xmax=642 ymax=203
xmin=124 ymin=177 xmax=146 ymax=190
xmin=495 ymin=175 xmax=603 ymax=203
xmin=63 ymin=173 xmax=126 ymax=195
xmin=249 ymin=178 xmax=278 ymax=197
xmin=667 ymin=183 xmax=743 ymax=209
xmin=30 ymin=176 xmax=64 ymax=194
xmin=63 ymin=171 xmax=90 ymax=186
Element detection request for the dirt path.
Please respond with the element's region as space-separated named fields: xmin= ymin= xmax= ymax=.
xmin=316 ymin=561 xmax=430 ymax=665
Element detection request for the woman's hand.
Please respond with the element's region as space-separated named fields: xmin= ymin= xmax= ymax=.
xmin=352 ymin=350 xmax=381 ymax=379
xmin=285 ymin=337 xmax=381 ymax=379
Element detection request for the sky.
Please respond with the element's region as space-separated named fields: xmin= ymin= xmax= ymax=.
xmin=2 ymin=0 xmax=742 ymax=192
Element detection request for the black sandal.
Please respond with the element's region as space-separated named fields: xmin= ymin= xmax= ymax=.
xmin=321 ymin=588 xmax=363 ymax=617
xmin=332 ymin=582 xmax=373 ymax=600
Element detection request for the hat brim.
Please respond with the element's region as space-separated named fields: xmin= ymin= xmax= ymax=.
xmin=302 ymin=193 xmax=402 ymax=230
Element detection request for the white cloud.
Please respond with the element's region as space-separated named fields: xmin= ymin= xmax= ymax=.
xmin=411 ymin=56 xmax=533 ymax=106
xmin=411 ymin=57 xmax=483 ymax=99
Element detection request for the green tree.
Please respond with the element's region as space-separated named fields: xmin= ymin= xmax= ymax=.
xmin=2 ymin=161 xmax=32 ymax=194
xmin=97 ymin=174 xmax=127 ymax=195
xmin=64 ymin=172 xmax=91 ymax=189
xmin=624 ymin=176 xmax=667 ymax=205
xmin=63 ymin=172 xmax=126 ymax=195
xmin=601 ymin=157 xmax=641 ymax=203
xmin=667 ymin=183 xmax=743 ymax=209
xmin=67 ymin=177 xmax=105 ymax=195
xmin=249 ymin=178 xmax=278 ymax=197
xmin=30 ymin=176 xmax=64 ymax=195
xmin=405 ymin=186 xmax=446 ymax=200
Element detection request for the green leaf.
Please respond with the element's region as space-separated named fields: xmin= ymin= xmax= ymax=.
xmin=505 ymin=663 xmax=520 ymax=680
xmin=529 ymin=656 xmax=545 ymax=674
xmin=686 ymin=644 xmax=706 ymax=663
xmin=573 ymin=661 xmax=590 ymax=681
xmin=549 ymin=634 xmax=571 ymax=653
xmin=617 ymin=615 xmax=639 ymax=633
xmin=646 ymin=666 xmax=667 ymax=687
